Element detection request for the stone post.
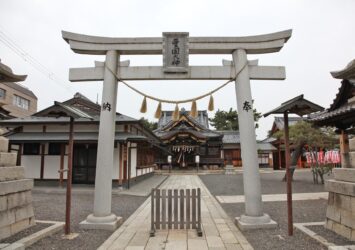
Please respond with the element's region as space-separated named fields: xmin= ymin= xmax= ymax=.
xmin=80 ymin=50 xmax=122 ymax=230
xmin=232 ymin=49 xmax=276 ymax=229
xmin=340 ymin=130 xmax=350 ymax=168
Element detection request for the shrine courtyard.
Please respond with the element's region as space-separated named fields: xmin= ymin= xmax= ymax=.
xmin=4 ymin=170 xmax=352 ymax=250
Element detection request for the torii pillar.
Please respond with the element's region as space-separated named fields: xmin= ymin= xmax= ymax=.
xmin=233 ymin=50 xmax=277 ymax=229
xmin=80 ymin=50 xmax=122 ymax=230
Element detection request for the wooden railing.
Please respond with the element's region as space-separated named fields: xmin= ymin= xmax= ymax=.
xmin=150 ymin=188 xmax=202 ymax=237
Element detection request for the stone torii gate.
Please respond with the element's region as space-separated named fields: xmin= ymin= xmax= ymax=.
xmin=62 ymin=30 xmax=292 ymax=230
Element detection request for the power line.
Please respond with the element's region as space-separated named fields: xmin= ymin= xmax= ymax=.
xmin=0 ymin=27 xmax=72 ymax=92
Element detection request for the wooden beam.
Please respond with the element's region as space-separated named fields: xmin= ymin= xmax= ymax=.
xmin=40 ymin=144 xmax=45 ymax=179
xmin=69 ymin=65 xmax=285 ymax=82
xmin=59 ymin=143 xmax=65 ymax=187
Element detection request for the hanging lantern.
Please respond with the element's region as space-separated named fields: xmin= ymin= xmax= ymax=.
xmin=140 ymin=96 xmax=147 ymax=113
xmin=208 ymin=95 xmax=214 ymax=111
xmin=190 ymin=100 xmax=198 ymax=118
xmin=154 ymin=102 xmax=162 ymax=119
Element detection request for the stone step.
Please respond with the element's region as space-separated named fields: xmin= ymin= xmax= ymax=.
xmin=0 ymin=167 xmax=25 ymax=182
xmin=0 ymin=152 xmax=17 ymax=167
xmin=0 ymin=179 xmax=33 ymax=196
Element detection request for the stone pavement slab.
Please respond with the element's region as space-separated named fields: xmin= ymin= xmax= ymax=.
xmin=99 ymin=175 xmax=252 ymax=250
xmin=216 ymin=192 xmax=328 ymax=203
xmin=119 ymin=175 xmax=168 ymax=197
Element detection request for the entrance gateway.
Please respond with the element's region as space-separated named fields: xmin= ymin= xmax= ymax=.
xmin=62 ymin=30 xmax=292 ymax=230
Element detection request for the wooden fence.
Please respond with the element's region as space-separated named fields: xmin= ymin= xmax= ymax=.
xmin=150 ymin=188 xmax=202 ymax=237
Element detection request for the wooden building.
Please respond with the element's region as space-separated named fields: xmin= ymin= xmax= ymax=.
xmin=0 ymin=93 xmax=165 ymax=185
xmin=154 ymin=109 xmax=276 ymax=169
xmin=154 ymin=109 xmax=224 ymax=169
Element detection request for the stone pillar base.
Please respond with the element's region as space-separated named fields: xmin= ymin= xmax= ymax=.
xmin=235 ymin=213 xmax=277 ymax=230
xmin=79 ymin=213 xmax=122 ymax=231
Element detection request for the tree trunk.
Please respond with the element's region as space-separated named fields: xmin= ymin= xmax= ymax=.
xmin=282 ymin=143 xmax=305 ymax=182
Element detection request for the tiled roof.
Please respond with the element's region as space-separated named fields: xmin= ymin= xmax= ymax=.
xmin=263 ymin=94 xmax=323 ymax=117
xmin=6 ymin=132 xmax=147 ymax=142
xmin=218 ymin=131 xmax=240 ymax=144
xmin=0 ymin=59 xmax=27 ymax=83
xmin=273 ymin=116 xmax=303 ymax=130
xmin=157 ymin=109 xmax=209 ymax=129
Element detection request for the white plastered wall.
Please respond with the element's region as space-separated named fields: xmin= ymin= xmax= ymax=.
xmin=22 ymin=156 xmax=41 ymax=179
xmin=130 ymin=143 xmax=137 ymax=178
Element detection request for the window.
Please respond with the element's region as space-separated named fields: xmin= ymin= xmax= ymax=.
xmin=23 ymin=143 xmax=40 ymax=155
xmin=0 ymin=89 xmax=5 ymax=99
xmin=13 ymin=95 xmax=30 ymax=110
xmin=48 ymin=143 xmax=62 ymax=155
xmin=258 ymin=153 xmax=269 ymax=165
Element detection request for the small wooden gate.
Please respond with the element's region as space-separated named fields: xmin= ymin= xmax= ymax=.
xmin=150 ymin=188 xmax=202 ymax=237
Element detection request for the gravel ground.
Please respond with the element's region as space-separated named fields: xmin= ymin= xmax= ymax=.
xmin=200 ymin=171 xmax=336 ymax=250
xmin=3 ymin=222 xmax=49 ymax=243
xmin=308 ymin=225 xmax=354 ymax=246
xmin=199 ymin=169 xmax=332 ymax=196
xmin=26 ymin=191 xmax=146 ymax=250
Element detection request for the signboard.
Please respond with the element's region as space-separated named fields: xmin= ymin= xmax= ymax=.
xmin=163 ymin=32 xmax=189 ymax=73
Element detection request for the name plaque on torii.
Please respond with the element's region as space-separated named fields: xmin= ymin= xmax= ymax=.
xmin=162 ymin=32 xmax=189 ymax=73
xmin=62 ymin=29 xmax=292 ymax=231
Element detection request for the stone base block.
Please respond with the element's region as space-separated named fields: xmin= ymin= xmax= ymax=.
xmin=11 ymin=217 xmax=35 ymax=235
xmin=334 ymin=168 xmax=355 ymax=183
xmin=6 ymin=191 xmax=33 ymax=211
xmin=235 ymin=214 xmax=277 ymax=230
xmin=350 ymin=152 xmax=355 ymax=168
xmin=0 ymin=179 xmax=34 ymax=196
xmin=0 ymin=216 xmax=35 ymax=241
xmin=0 ymin=152 xmax=17 ymax=167
xmin=325 ymin=179 xmax=355 ymax=197
xmin=61 ymin=233 xmax=79 ymax=240
xmin=79 ymin=214 xmax=122 ymax=231
xmin=0 ymin=167 xmax=25 ymax=182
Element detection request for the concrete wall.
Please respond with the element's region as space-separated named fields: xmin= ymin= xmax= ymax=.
xmin=0 ymin=82 xmax=37 ymax=118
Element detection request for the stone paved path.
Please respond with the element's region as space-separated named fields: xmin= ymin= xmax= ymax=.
xmin=119 ymin=175 xmax=167 ymax=196
xmin=99 ymin=175 xmax=252 ymax=250
xmin=216 ymin=192 xmax=328 ymax=203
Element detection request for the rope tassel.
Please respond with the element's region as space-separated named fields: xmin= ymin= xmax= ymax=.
xmin=208 ymin=95 xmax=214 ymax=111
xmin=140 ymin=96 xmax=147 ymax=113
xmin=172 ymin=103 xmax=180 ymax=121
xmin=154 ymin=102 xmax=162 ymax=119
xmin=190 ymin=100 xmax=198 ymax=118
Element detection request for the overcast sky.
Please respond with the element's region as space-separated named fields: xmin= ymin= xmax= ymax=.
xmin=0 ymin=0 xmax=354 ymax=139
